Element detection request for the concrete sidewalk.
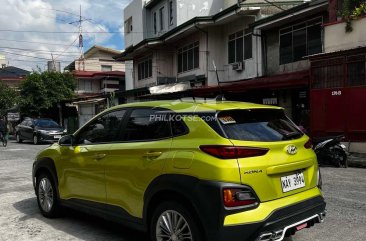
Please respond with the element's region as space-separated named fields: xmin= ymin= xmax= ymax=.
xmin=348 ymin=153 xmax=366 ymax=168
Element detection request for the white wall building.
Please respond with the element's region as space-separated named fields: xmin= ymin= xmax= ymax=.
xmin=117 ymin=0 xmax=302 ymax=99
xmin=0 ymin=54 xmax=7 ymax=68
xmin=65 ymin=45 xmax=126 ymax=127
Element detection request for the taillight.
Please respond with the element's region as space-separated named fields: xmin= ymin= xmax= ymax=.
xmin=199 ymin=145 xmax=269 ymax=159
xmin=223 ymin=188 xmax=258 ymax=207
xmin=304 ymin=139 xmax=313 ymax=149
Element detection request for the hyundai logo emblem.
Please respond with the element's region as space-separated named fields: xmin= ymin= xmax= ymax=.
xmin=286 ymin=145 xmax=298 ymax=155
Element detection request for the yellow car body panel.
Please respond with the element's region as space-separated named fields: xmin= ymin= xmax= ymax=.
xmin=105 ymin=138 xmax=173 ymax=218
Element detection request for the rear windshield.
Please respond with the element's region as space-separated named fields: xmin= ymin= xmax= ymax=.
xmin=216 ymin=109 xmax=303 ymax=141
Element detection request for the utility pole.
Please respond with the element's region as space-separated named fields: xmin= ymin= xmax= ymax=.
xmin=78 ymin=5 xmax=85 ymax=71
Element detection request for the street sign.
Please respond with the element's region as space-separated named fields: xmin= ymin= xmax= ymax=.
xmin=7 ymin=112 xmax=20 ymax=121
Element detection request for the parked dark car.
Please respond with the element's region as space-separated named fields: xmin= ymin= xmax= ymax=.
xmin=15 ymin=118 xmax=66 ymax=144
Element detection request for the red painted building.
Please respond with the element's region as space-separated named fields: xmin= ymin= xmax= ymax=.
xmin=310 ymin=48 xmax=366 ymax=141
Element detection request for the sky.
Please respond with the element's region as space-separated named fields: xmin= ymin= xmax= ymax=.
xmin=0 ymin=0 xmax=133 ymax=71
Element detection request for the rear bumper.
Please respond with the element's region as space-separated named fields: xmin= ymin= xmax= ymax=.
xmin=256 ymin=211 xmax=326 ymax=241
xmin=216 ymin=195 xmax=326 ymax=241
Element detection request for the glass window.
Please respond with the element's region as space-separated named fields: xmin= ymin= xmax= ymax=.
xmin=159 ymin=7 xmax=165 ymax=31
xmin=169 ymin=1 xmax=173 ymax=25
xmin=193 ymin=42 xmax=199 ymax=68
xmin=153 ymin=12 xmax=157 ymax=34
xmin=101 ymin=65 xmax=112 ymax=72
xmin=280 ymin=18 xmax=323 ymax=64
xmin=244 ymin=34 xmax=252 ymax=59
xmin=76 ymin=110 xmax=127 ymax=144
xmin=307 ymin=24 xmax=322 ymax=55
xmin=293 ymin=28 xmax=307 ymax=61
xmin=177 ymin=42 xmax=199 ymax=73
xmin=228 ymin=31 xmax=243 ymax=64
xmin=236 ymin=34 xmax=244 ymax=62
xmin=138 ymin=58 xmax=152 ymax=80
xmin=188 ymin=47 xmax=194 ymax=70
xmin=280 ymin=32 xmax=293 ymax=65
xmin=228 ymin=35 xmax=236 ymax=64
xmin=217 ymin=109 xmax=303 ymax=142
xmin=123 ymin=108 xmax=171 ymax=141
xmin=124 ymin=17 xmax=132 ymax=34
xmin=178 ymin=49 xmax=182 ymax=73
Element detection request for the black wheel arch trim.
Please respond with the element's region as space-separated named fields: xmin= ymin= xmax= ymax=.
xmin=32 ymin=157 xmax=59 ymax=195
xmin=143 ymin=174 xmax=259 ymax=238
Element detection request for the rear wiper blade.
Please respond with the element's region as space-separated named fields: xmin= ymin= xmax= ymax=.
xmin=283 ymin=132 xmax=301 ymax=140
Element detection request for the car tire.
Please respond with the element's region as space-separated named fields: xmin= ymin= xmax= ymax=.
xmin=36 ymin=172 xmax=61 ymax=218
xmin=33 ymin=135 xmax=39 ymax=145
xmin=150 ymin=201 xmax=203 ymax=241
xmin=335 ymin=149 xmax=348 ymax=168
xmin=16 ymin=133 xmax=23 ymax=143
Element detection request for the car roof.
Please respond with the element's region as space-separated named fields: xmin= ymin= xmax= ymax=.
xmin=108 ymin=99 xmax=282 ymax=113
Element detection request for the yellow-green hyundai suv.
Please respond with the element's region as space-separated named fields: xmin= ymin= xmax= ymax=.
xmin=32 ymin=100 xmax=326 ymax=241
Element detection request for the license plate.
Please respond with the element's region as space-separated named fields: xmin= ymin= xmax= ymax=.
xmin=281 ymin=172 xmax=305 ymax=193
xmin=54 ymin=135 xmax=62 ymax=139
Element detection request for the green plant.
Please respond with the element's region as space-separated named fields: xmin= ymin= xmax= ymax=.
xmin=19 ymin=71 xmax=76 ymax=117
xmin=0 ymin=81 xmax=19 ymax=116
xmin=342 ymin=0 xmax=366 ymax=32
xmin=351 ymin=2 xmax=366 ymax=18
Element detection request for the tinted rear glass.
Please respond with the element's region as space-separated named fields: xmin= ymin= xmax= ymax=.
xmin=217 ymin=109 xmax=303 ymax=141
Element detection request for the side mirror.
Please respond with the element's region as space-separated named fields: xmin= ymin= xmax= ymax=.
xmin=59 ymin=135 xmax=75 ymax=146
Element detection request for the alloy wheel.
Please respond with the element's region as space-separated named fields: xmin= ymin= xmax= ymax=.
xmin=156 ymin=210 xmax=193 ymax=241
xmin=16 ymin=133 xmax=21 ymax=143
xmin=38 ymin=177 xmax=54 ymax=213
xmin=33 ymin=135 xmax=39 ymax=145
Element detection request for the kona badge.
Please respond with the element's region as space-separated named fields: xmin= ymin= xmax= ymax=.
xmin=286 ymin=145 xmax=298 ymax=155
xmin=243 ymin=170 xmax=263 ymax=174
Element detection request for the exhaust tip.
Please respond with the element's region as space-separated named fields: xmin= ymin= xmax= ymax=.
xmin=318 ymin=211 xmax=327 ymax=223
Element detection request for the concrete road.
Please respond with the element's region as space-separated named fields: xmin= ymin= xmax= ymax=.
xmin=0 ymin=141 xmax=365 ymax=241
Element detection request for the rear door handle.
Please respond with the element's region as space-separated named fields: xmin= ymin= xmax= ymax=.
xmin=93 ymin=153 xmax=107 ymax=160
xmin=143 ymin=151 xmax=163 ymax=158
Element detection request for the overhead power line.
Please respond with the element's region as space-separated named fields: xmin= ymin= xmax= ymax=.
xmin=0 ymin=46 xmax=79 ymax=54
xmin=53 ymin=36 xmax=80 ymax=61
xmin=1 ymin=50 xmax=55 ymax=60
xmin=0 ymin=38 xmax=79 ymax=47
xmin=0 ymin=29 xmax=117 ymax=34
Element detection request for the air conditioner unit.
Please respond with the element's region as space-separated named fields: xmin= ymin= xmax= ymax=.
xmin=232 ymin=61 xmax=244 ymax=71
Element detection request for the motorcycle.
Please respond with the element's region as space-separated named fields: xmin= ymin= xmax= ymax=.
xmin=313 ymin=135 xmax=348 ymax=168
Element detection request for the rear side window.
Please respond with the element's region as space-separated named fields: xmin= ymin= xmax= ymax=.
xmin=123 ymin=108 xmax=171 ymax=141
xmin=217 ymin=109 xmax=303 ymax=141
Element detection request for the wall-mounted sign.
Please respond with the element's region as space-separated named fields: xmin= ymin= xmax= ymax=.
xmin=331 ymin=90 xmax=342 ymax=96
xmin=263 ymin=98 xmax=278 ymax=105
